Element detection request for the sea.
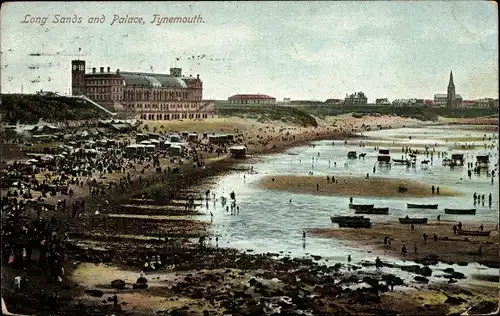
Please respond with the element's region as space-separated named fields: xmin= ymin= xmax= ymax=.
xmin=200 ymin=125 xmax=499 ymax=285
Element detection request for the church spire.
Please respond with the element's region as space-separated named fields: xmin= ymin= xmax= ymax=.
xmin=448 ymin=70 xmax=454 ymax=88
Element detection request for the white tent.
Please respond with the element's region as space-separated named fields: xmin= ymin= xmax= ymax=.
xmin=140 ymin=140 xmax=151 ymax=145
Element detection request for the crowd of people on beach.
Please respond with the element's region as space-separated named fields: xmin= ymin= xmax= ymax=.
xmin=1 ymin=129 xmax=247 ymax=312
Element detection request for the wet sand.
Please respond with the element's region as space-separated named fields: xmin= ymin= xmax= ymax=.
xmin=307 ymin=221 xmax=498 ymax=266
xmin=255 ymin=175 xmax=463 ymax=198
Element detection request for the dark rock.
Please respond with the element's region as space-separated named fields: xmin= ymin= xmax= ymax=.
xmin=311 ymin=255 xmax=322 ymax=261
xmin=362 ymin=276 xmax=379 ymax=288
xmin=136 ymin=276 xmax=148 ymax=284
xmin=249 ymin=278 xmax=257 ymax=286
xmin=111 ymin=279 xmax=126 ymax=290
xmin=443 ymin=268 xmax=454 ymax=274
xmin=84 ymin=289 xmax=104 ymax=297
xmin=133 ymin=283 xmax=148 ymax=289
xmin=420 ymin=266 xmax=432 ymax=277
xmin=477 ymin=260 xmax=500 ymax=269
xmin=444 ymin=296 xmax=466 ymax=305
xmin=450 ymin=272 xmax=466 ymax=279
xmin=468 ymin=301 xmax=498 ymax=315
xmin=456 ymin=261 xmax=468 ymax=266
xmin=401 ymin=265 xmax=432 ymax=277
xmin=381 ymin=274 xmax=405 ymax=286
xmin=414 ymin=276 xmax=429 ymax=283
xmin=414 ymin=256 xmax=439 ymax=266
xmin=340 ymin=275 xmax=359 ymax=284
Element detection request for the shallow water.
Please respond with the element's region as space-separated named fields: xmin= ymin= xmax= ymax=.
xmin=203 ymin=126 xmax=499 ymax=283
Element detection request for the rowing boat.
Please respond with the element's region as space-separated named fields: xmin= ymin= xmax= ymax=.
xmin=407 ymin=203 xmax=438 ymax=209
xmin=349 ymin=204 xmax=374 ymax=211
xmin=457 ymin=229 xmax=490 ymax=236
xmin=444 ymin=208 xmax=476 ymax=215
xmin=355 ymin=207 xmax=389 ymax=215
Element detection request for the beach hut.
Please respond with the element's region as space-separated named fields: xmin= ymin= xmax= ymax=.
xmin=136 ymin=144 xmax=146 ymax=154
xmin=136 ymin=133 xmax=149 ymax=143
xmin=170 ymin=135 xmax=181 ymax=143
xmin=377 ymin=149 xmax=391 ymax=163
xmin=451 ymin=153 xmax=465 ymax=166
xmin=476 ymin=155 xmax=489 ymax=168
xmin=188 ymin=133 xmax=198 ymax=142
xmin=230 ymin=146 xmax=247 ymax=158
xmin=125 ymin=145 xmax=138 ymax=156
xmin=145 ymin=144 xmax=156 ymax=153
xmin=169 ymin=144 xmax=183 ymax=156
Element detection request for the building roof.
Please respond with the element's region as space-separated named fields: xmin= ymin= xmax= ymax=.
xmin=228 ymin=94 xmax=275 ymax=100
xmin=118 ymin=72 xmax=188 ymax=88
xmin=434 ymin=93 xmax=462 ymax=98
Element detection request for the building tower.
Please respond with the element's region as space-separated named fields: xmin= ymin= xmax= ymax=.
xmin=71 ymin=60 xmax=86 ymax=95
xmin=447 ymin=70 xmax=456 ymax=108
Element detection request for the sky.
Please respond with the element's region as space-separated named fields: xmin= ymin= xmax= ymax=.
xmin=1 ymin=1 xmax=498 ymax=102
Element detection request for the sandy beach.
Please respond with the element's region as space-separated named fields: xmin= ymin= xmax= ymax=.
xmin=2 ymin=114 xmax=498 ymax=316
xmin=307 ymin=221 xmax=498 ymax=266
xmin=255 ymin=175 xmax=462 ymax=198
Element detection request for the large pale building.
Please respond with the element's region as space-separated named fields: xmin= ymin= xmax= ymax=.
xmin=71 ymin=60 xmax=214 ymax=120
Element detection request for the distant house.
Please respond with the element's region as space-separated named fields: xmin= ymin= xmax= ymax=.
xmin=344 ymin=92 xmax=367 ymax=105
xmin=228 ymin=94 xmax=276 ymax=104
xmin=375 ymin=98 xmax=390 ymax=105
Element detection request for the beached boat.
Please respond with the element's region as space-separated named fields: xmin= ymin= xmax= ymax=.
xmin=331 ymin=215 xmax=368 ymax=221
xmin=457 ymin=229 xmax=490 ymax=236
xmin=349 ymin=204 xmax=374 ymax=211
xmin=407 ymin=203 xmax=438 ymax=209
xmin=331 ymin=216 xmax=372 ymax=228
xmin=444 ymin=208 xmax=476 ymax=215
xmin=398 ymin=217 xmax=428 ymax=224
xmin=355 ymin=207 xmax=389 ymax=215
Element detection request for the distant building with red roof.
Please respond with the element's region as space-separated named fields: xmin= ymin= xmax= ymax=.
xmin=228 ymin=94 xmax=276 ymax=104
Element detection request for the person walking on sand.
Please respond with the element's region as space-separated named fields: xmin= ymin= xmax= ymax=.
xmin=411 ymin=223 xmax=415 ymax=232
xmin=401 ymin=245 xmax=407 ymax=255
xmin=316 ymin=183 xmax=319 ymax=191
xmin=349 ymin=197 xmax=353 ymax=204
xmin=302 ymin=231 xmax=306 ymax=240
xmin=112 ymin=293 xmax=118 ymax=309
xmin=437 ymin=215 xmax=441 ymax=225
xmin=423 ymin=233 xmax=428 ymax=244
xmin=433 ymin=233 xmax=438 ymax=242
xmin=453 ymin=225 xmax=457 ymax=234
xmin=458 ymin=221 xmax=463 ymax=230
xmin=431 ymin=185 xmax=435 ymax=194
xmin=347 ymin=255 xmax=351 ymax=263
xmin=436 ymin=187 xmax=440 ymax=194
xmin=414 ymin=244 xmax=418 ymax=254
xmin=384 ymin=235 xmax=389 ymax=246
xmin=479 ymin=224 xmax=484 ymax=231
